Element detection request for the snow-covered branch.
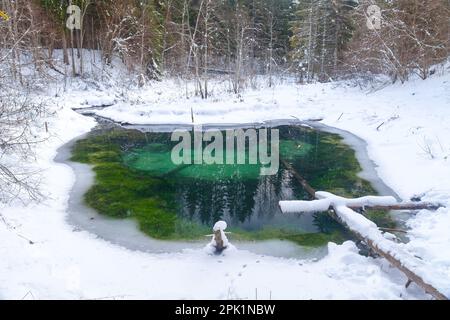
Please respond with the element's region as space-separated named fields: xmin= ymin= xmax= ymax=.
xmin=280 ymin=191 xmax=449 ymax=300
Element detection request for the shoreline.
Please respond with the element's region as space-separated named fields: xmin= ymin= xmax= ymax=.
xmin=3 ymin=75 xmax=449 ymax=299
xmin=55 ymin=118 xmax=400 ymax=258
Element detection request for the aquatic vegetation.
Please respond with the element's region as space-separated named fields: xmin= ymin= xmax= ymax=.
xmin=71 ymin=125 xmax=396 ymax=247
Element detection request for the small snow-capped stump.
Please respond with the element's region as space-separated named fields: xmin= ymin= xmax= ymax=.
xmin=212 ymin=221 xmax=229 ymax=254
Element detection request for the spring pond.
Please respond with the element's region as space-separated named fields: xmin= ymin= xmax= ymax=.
xmin=68 ymin=122 xmax=396 ymax=250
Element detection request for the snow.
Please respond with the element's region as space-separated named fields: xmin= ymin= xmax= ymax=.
xmin=280 ymin=199 xmax=332 ymax=213
xmin=213 ymin=221 xmax=228 ymax=232
xmin=280 ymin=191 xmax=450 ymax=297
xmin=1 ymin=64 xmax=450 ymax=299
xmin=209 ymin=221 xmax=230 ymax=250
xmin=315 ymin=192 xmax=398 ymax=207
xmin=280 ymin=194 xmax=397 ymax=214
xmin=333 ymin=204 xmax=450 ymax=297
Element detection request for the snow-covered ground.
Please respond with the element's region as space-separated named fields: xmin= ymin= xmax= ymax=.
xmin=1 ymin=67 xmax=449 ymax=299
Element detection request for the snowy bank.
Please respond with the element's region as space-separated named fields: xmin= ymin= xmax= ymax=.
xmin=1 ymin=69 xmax=450 ymax=299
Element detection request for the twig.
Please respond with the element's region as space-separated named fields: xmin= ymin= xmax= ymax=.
xmin=376 ymin=122 xmax=385 ymax=131
xmin=21 ymin=291 xmax=35 ymax=300
xmin=379 ymin=227 xmax=408 ymax=234
xmin=0 ymin=213 xmax=35 ymax=244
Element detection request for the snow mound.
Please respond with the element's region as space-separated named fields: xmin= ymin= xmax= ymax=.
xmin=213 ymin=221 xmax=228 ymax=232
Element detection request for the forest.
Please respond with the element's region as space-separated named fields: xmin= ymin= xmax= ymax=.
xmin=1 ymin=0 xmax=449 ymax=91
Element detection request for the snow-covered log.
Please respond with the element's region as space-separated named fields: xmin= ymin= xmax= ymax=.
xmin=279 ymin=193 xmax=442 ymax=214
xmin=332 ymin=204 xmax=449 ymax=301
xmin=279 ymin=199 xmax=331 ymax=213
xmin=279 ymin=190 xmax=449 ymax=300
xmin=280 ymin=193 xmax=398 ymax=214
xmin=315 ymin=191 xmax=397 ymax=207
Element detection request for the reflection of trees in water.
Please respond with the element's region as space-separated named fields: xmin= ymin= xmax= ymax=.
xmin=226 ymin=178 xmax=258 ymax=224
xmin=115 ymin=125 xmax=363 ymax=232
xmin=252 ymin=171 xmax=284 ymax=221
xmin=174 ymin=165 xmax=338 ymax=230
xmin=312 ymin=212 xmax=343 ymax=234
xmin=176 ymin=173 xmax=291 ymax=226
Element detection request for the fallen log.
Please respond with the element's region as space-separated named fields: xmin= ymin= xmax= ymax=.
xmin=331 ymin=204 xmax=448 ymax=301
xmin=370 ymin=242 xmax=447 ymax=300
xmin=378 ymin=227 xmax=407 ymax=234
xmin=348 ymin=203 xmax=443 ymax=211
xmin=280 ymin=158 xmax=448 ymax=300
xmin=281 ymin=159 xmax=443 ymax=212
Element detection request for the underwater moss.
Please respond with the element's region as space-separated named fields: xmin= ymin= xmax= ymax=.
xmin=70 ymin=125 xmax=396 ymax=246
xmin=229 ymin=227 xmax=348 ymax=247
